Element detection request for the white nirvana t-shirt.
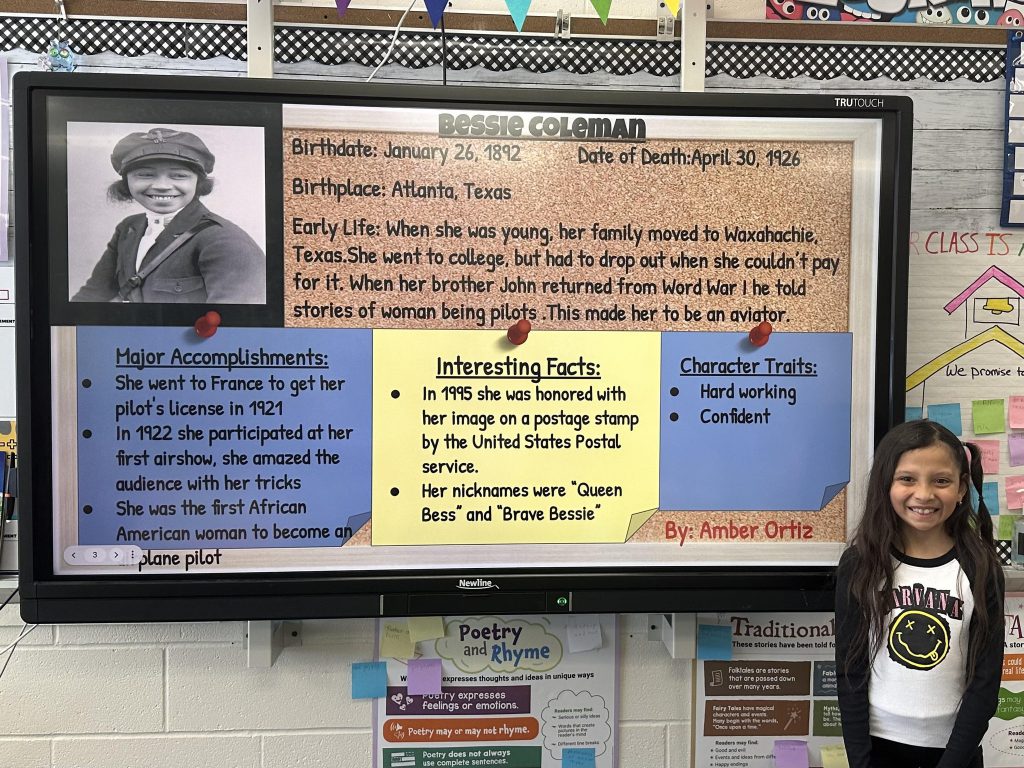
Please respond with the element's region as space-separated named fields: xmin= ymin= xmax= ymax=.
xmin=869 ymin=550 xmax=975 ymax=748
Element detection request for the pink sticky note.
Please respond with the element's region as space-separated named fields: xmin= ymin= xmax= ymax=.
xmin=1011 ymin=434 xmax=1024 ymax=467
xmin=1006 ymin=476 xmax=1024 ymax=510
xmin=406 ymin=657 xmax=442 ymax=696
xmin=974 ymin=439 xmax=1001 ymax=475
xmin=1011 ymin=397 xmax=1024 ymax=429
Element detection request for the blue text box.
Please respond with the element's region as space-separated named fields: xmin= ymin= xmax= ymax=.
xmin=76 ymin=326 xmax=372 ymax=549
xmin=659 ymin=332 xmax=852 ymax=511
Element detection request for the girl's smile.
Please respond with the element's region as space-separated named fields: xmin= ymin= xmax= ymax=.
xmin=125 ymin=160 xmax=199 ymax=214
xmin=889 ymin=443 xmax=966 ymax=554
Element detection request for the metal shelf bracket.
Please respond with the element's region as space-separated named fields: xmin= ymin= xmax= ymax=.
xmin=246 ymin=620 xmax=302 ymax=667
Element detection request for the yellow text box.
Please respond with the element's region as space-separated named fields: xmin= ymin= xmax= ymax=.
xmin=372 ymin=330 xmax=659 ymax=545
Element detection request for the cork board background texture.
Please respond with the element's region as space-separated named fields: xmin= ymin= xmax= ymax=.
xmin=284 ymin=130 xmax=855 ymax=545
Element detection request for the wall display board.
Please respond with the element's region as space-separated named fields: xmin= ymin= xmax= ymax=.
xmin=906 ymin=227 xmax=1024 ymax=551
xmin=991 ymin=593 xmax=1024 ymax=766
xmin=695 ymin=612 xmax=842 ymax=768
xmin=13 ymin=73 xmax=912 ymax=622
xmin=1004 ymin=30 xmax=1024 ymax=228
xmin=373 ymin=614 xmax=617 ymax=768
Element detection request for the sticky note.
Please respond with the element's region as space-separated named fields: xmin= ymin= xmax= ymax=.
xmin=697 ymin=624 xmax=733 ymax=660
xmin=1010 ymin=396 xmax=1024 ymax=428
xmin=1011 ymin=434 xmax=1024 ymax=467
xmin=773 ymin=739 xmax=809 ymax=768
xmin=998 ymin=515 xmax=1017 ymax=540
xmin=1007 ymin=476 xmax=1024 ymax=510
xmin=352 ymin=661 xmax=387 ymax=699
xmin=407 ymin=616 xmax=445 ymax=642
xmin=905 ymin=406 xmax=923 ymax=422
xmin=927 ymin=403 xmax=962 ymax=435
xmin=562 ymin=748 xmax=596 ymax=768
xmin=406 ymin=657 xmax=442 ymax=695
xmin=973 ymin=399 xmax=1006 ymax=434
xmin=975 ymin=481 xmax=1001 ymax=515
xmin=820 ymin=744 xmax=850 ymax=768
xmin=973 ymin=439 xmax=1001 ymax=474
xmin=567 ymin=616 xmax=603 ymax=653
xmin=380 ymin=620 xmax=415 ymax=659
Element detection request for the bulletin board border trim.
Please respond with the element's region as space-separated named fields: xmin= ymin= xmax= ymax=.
xmin=0 ymin=14 xmax=1006 ymax=81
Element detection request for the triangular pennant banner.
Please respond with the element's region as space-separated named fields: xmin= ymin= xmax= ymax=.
xmin=334 ymin=0 xmax=351 ymax=17
xmin=589 ymin=0 xmax=612 ymax=23
xmin=424 ymin=0 xmax=447 ymax=28
xmin=663 ymin=0 xmax=680 ymax=16
xmin=505 ymin=0 xmax=531 ymax=31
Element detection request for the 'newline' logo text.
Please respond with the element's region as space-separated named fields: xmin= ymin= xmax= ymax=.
xmin=458 ymin=579 xmax=499 ymax=590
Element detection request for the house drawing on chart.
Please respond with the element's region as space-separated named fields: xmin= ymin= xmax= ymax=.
xmin=906 ymin=265 xmax=1024 ymax=392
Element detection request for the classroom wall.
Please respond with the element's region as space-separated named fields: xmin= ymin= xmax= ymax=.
xmin=0 ymin=41 xmax=1003 ymax=767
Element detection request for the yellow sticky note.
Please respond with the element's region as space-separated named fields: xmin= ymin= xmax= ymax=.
xmin=408 ymin=616 xmax=445 ymax=642
xmin=820 ymin=744 xmax=850 ymax=768
xmin=380 ymin=620 xmax=415 ymax=658
xmin=372 ymin=330 xmax=660 ymax=545
xmin=973 ymin=399 xmax=1006 ymax=434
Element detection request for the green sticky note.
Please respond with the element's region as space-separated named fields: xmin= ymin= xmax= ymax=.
xmin=820 ymin=744 xmax=850 ymax=768
xmin=973 ymin=399 xmax=1006 ymax=434
xmin=998 ymin=514 xmax=1016 ymax=540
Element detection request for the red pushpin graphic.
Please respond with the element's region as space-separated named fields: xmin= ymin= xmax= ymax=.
xmin=748 ymin=321 xmax=772 ymax=348
xmin=507 ymin=318 xmax=532 ymax=345
xmin=194 ymin=310 xmax=221 ymax=339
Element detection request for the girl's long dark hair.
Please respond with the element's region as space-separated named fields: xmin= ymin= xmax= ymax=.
xmin=845 ymin=419 xmax=1000 ymax=684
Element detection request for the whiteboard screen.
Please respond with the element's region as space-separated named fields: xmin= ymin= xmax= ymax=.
xmin=13 ymin=75 xmax=911 ymax=621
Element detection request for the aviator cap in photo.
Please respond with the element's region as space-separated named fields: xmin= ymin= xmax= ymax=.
xmin=110 ymin=128 xmax=215 ymax=175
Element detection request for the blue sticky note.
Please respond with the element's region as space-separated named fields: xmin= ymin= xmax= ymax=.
xmin=407 ymin=657 xmax=442 ymax=695
xmin=971 ymin=481 xmax=1002 ymax=515
xmin=926 ymin=403 xmax=962 ymax=436
xmin=352 ymin=661 xmax=387 ymax=699
xmin=563 ymin=748 xmax=597 ymax=768
xmin=697 ymin=624 xmax=733 ymax=660
xmin=905 ymin=406 xmax=923 ymax=422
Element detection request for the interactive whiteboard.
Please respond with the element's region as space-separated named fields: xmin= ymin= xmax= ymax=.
xmin=13 ymin=75 xmax=911 ymax=621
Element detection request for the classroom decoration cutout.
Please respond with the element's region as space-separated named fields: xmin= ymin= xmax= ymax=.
xmin=12 ymin=75 xmax=911 ymax=622
xmin=766 ymin=0 xmax=1010 ymax=23
xmin=39 ymin=40 xmax=76 ymax=72
xmin=336 ymin=0 xmax=616 ymax=26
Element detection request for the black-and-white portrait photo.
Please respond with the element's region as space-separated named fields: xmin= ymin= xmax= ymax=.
xmin=67 ymin=122 xmax=267 ymax=305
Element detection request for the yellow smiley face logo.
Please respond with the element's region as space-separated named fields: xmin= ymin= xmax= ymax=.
xmin=887 ymin=609 xmax=950 ymax=670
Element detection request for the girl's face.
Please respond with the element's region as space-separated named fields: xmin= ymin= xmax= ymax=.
xmin=889 ymin=443 xmax=966 ymax=550
xmin=125 ymin=160 xmax=199 ymax=215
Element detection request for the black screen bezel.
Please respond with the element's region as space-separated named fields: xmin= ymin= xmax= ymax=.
xmin=13 ymin=73 xmax=912 ymax=623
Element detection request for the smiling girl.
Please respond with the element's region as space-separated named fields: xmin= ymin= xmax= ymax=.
xmin=72 ymin=127 xmax=265 ymax=304
xmin=836 ymin=419 xmax=1004 ymax=768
